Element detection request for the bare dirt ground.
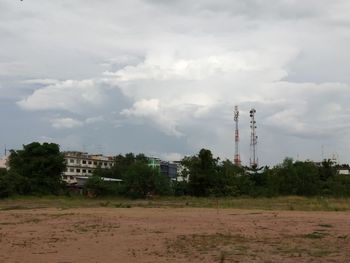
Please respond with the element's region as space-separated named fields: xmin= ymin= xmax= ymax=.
xmin=1 ymin=207 xmax=349 ymax=263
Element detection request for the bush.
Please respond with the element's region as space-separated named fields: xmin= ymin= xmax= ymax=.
xmin=122 ymin=162 xmax=171 ymax=198
xmin=84 ymin=176 xmax=121 ymax=197
xmin=0 ymin=171 xmax=12 ymax=198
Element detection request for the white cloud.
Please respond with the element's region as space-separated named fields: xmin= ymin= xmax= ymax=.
xmin=121 ymin=99 xmax=160 ymax=117
xmin=85 ymin=116 xmax=105 ymax=124
xmin=50 ymin=117 xmax=83 ymax=129
xmin=17 ymin=79 xmax=109 ymax=113
xmin=159 ymin=152 xmax=183 ymax=162
xmin=121 ymin=99 xmax=183 ymax=137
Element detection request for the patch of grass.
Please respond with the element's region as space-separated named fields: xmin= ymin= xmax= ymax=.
xmin=309 ymin=249 xmax=334 ymax=257
xmin=114 ymin=203 xmax=132 ymax=208
xmin=337 ymin=235 xmax=348 ymax=239
xmin=302 ymin=231 xmax=329 ymax=239
xmin=99 ymin=201 xmax=110 ymax=207
xmin=22 ymin=218 xmax=41 ymax=224
xmin=318 ymin=223 xmax=333 ymax=228
xmin=0 ymin=222 xmax=17 ymax=225
xmin=165 ymin=232 xmax=249 ymax=261
xmin=275 ymin=244 xmax=308 ymax=256
xmin=1 ymin=195 xmax=350 ymax=211
xmin=0 ymin=205 xmax=42 ymax=211
xmin=219 ymin=251 xmax=226 ymax=263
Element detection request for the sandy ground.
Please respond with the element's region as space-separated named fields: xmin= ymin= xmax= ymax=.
xmin=0 ymin=207 xmax=350 ymax=263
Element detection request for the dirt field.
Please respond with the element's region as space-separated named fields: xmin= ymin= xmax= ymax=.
xmin=1 ymin=207 xmax=350 ymax=263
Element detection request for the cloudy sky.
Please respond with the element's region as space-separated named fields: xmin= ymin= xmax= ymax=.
xmin=1 ymin=0 xmax=350 ymax=165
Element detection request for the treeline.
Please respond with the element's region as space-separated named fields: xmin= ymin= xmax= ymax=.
xmin=1 ymin=142 xmax=350 ymax=198
xmin=86 ymin=152 xmax=171 ymax=198
xmin=175 ymin=149 xmax=350 ymax=197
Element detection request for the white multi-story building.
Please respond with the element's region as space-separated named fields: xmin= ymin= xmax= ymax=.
xmin=62 ymin=151 xmax=114 ymax=184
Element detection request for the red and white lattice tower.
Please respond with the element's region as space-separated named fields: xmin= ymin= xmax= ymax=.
xmin=233 ymin=106 xmax=241 ymax=166
xmin=249 ymin=108 xmax=258 ymax=168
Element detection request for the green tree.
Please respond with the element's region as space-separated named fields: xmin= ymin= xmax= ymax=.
xmin=293 ymin=161 xmax=320 ymax=195
xmin=0 ymin=169 xmax=13 ymax=198
xmin=84 ymin=176 xmax=120 ymax=197
xmin=8 ymin=142 xmax=66 ymax=195
xmin=122 ymin=162 xmax=171 ymax=198
xmin=184 ymin=149 xmax=220 ymax=196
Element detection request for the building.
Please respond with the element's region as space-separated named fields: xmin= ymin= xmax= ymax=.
xmin=148 ymin=157 xmax=178 ymax=181
xmin=63 ymin=151 xmax=114 ymax=184
xmin=0 ymin=155 xmax=9 ymax=170
xmin=337 ymin=165 xmax=350 ymax=175
xmin=160 ymin=161 xmax=177 ymax=180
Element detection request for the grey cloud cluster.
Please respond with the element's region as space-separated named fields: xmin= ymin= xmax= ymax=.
xmin=1 ymin=0 xmax=350 ymax=164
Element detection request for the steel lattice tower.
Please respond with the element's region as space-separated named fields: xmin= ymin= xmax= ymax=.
xmin=233 ymin=106 xmax=241 ymax=166
xmin=249 ymin=108 xmax=258 ymax=168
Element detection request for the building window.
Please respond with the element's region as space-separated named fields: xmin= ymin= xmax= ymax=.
xmin=63 ymin=175 xmax=67 ymax=179
xmin=94 ymin=161 xmax=97 ymax=165
xmin=88 ymin=161 xmax=92 ymax=164
xmin=82 ymin=160 xmax=86 ymax=164
xmin=70 ymin=168 xmax=74 ymax=172
xmin=104 ymin=162 xmax=107 ymax=166
xmin=82 ymin=169 xmax=86 ymax=173
xmin=70 ymin=159 xmax=74 ymax=163
xmin=76 ymin=169 xmax=80 ymax=173
xmin=69 ymin=176 xmax=74 ymax=180
xmin=88 ymin=170 xmax=92 ymax=173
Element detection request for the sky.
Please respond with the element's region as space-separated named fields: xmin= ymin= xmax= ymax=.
xmin=1 ymin=0 xmax=350 ymax=165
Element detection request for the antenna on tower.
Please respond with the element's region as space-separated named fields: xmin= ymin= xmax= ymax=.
xmin=249 ymin=108 xmax=258 ymax=168
xmin=233 ymin=106 xmax=241 ymax=166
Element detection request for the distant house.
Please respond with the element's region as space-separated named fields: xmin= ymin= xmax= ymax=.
xmin=0 ymin=155 xmax=9 ymax=170
xmin=337 ymin=165 xmax=350 ymax=175
xmin=148 ymin=157 xmax=178 ymax=181
xmin=62 ymin=151 xmax=114 ymax=184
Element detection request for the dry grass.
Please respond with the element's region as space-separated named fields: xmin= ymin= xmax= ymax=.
xmin=1 ymin=195 xmax=350 ymax=211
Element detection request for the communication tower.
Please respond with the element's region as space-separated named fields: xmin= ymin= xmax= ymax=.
xmin=233 ymin=106 xmax=241 ymax=166
xmin=249 ymin=108 xmax=258 ymax=167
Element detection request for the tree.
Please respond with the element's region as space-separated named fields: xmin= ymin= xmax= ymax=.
xmin=184 ymin=149 xmax=220 ymax=196
xmin=84 ymin=176 xmax=121 ymax=197
xmin=108 ymin=153 xmax=149 ymax=179
xmin=8 ymin=142 xmax=66 ymax=195
xmin=122 ymin=162 xmax=171 ymax=198
xmin=0 ymin=169 xmax=13 ymax=198
xmin=293 ymin=161 xmax=320 ymax=195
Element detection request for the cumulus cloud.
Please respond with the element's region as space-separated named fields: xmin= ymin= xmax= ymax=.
xmin=121 ymin=99 xmax=183 ymax=137
xmin=17 ymin=79 xmax=109 ymax=113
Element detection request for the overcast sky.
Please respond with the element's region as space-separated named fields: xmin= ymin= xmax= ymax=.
xmin=1 ymin=0 xmax=350 ymax=165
